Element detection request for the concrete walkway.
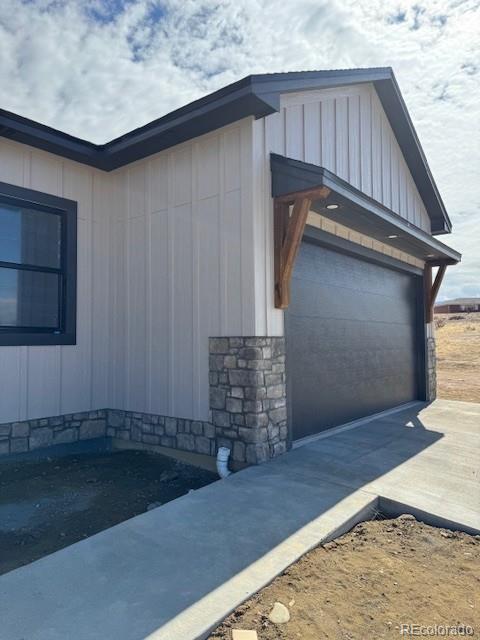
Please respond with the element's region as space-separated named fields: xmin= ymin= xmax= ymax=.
xmin=0 ymin=399 xmax=478 ymax=640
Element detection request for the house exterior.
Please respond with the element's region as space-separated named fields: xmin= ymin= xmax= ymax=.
xmin=0 ymin=68 xmax=461 ymax=465
xmin=435 ymin=299 xmax=480 ymax=314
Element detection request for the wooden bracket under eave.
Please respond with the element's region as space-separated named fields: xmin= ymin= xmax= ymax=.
xmin=424 ymin=262 xmax=448 ymax=323
xmin=274 ymin=187 xmax=330 ymax=309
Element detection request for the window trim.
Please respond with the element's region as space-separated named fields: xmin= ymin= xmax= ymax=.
xmin=0 ymin=181 xmax=77 ymax=346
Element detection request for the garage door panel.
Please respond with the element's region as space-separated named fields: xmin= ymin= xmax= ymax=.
xmin=286 ymin=240 xmax=420 ymax=440
xmin=292 ymin=275 xmax=414 ymax=326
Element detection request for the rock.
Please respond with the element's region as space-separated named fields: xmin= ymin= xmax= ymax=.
xmin=147 ymin=501 xmax=162 ymax=511
xmin=323 ymin=541 xmax=337 ymax=550
xmin=159 ymin=470 xmax=179 ymax=482
xmin=397 ymin=513 xmax=416 ymax=521
xmin=268 ymin=602 xmax=290 ymax=624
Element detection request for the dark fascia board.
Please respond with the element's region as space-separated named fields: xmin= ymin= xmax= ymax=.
xmin=0 ymin=67 xmax=450 ymax=234
xmin=0 ymin=75 xmax=274 ymax=171
xmin=270 ymin=153 xmax=461 ymax=265
xmin=0 ymin=108 xmax=100 ymax=168
xmin=374 ymin=76 xmax=451 ymax=235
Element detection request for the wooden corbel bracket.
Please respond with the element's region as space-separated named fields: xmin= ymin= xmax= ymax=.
xmin=274 ymin=186 xmax=330 ymax=309
xmin=424 ymin=262 xmax=448 ymax=323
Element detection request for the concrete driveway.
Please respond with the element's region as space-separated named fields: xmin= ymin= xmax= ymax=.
xmin=0 ymin=399 xmax=478 ymax=640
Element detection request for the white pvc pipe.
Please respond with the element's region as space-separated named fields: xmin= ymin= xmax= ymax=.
xmin=216 ymin=446 xmax=231 ymax=478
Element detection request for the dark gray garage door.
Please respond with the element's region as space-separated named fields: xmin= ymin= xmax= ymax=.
xmin=286 ymin=239 xmax=421 ymax=441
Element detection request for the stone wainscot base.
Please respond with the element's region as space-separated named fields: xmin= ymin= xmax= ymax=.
xmin=0 ymin=337 xmax=288 ymax=466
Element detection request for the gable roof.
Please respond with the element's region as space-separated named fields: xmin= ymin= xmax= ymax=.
xmin=0 ymin=67 xmax=450 ymax=234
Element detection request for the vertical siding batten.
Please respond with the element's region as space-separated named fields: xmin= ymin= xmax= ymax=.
xmin=145 ymin=161 xmax=153 ymax=414
xmin=348 ymin=95 xmax=361 ymax=189
xmin=91 ymin=173 xmax=111 ymax=409
xmin=61 ymin=165 xmax=94 ymax=414
xmin=252 ymin=117 xmax=268 ymax=335
xmin=191 ymin=141 xmax=200 ymax=417
xmin=167 ymin=151 xmax=175 ymax=416
xmin=381 ymin=115 xmax=392 ymax=209
xmin=110 ymin=170 xmax=128 ymax=410
xmin=171 ymin=145 xmax=194 ymax=418
xmin=27 ymin=151 xmax=63 ymax=420
xmin=239 ymin=118 xmax=257 ymax=335
xmin=359 ymin=87 xmax=373 ymax=197
xmin=303 ymin=101 xmax=321 ymax=166
xmin=261 ymin=113 xmax=284 ymax=335
xmin=335 ymin=96 xmax=349 ymax=181
xmin=321 ymin=98 xmax=336 ymax=172
xmin=371 ymin=98 xmax=383 ymax=202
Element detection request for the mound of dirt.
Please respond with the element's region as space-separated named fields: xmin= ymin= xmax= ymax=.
xmin=209 ymin=516 xmax=479 ymax=640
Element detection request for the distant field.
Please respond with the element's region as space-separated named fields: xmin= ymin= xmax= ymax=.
xmin=435 ymin=312 xmax=480 ymax=403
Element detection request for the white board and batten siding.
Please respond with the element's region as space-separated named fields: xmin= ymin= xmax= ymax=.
xmin=110 ymin=119 xmax=256 ymax=421
xmin=0 ymin=118 xmax=257 ymax=424
xmin=252 ymin=82 xmax=430 ymax=336
xmin=0 ymin=139 xmax=113 ymax=424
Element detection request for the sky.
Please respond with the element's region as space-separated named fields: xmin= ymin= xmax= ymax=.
xmin=0 ymin=0 xmax=478 ymax=301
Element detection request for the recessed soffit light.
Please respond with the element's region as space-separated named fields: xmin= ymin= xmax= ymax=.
xmin=387 ymin=234 xmax=399 ymax=239
xmin=326 ymin=203 xmax=339 ymax=210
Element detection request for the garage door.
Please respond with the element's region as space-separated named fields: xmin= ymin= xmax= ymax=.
xmin=286 ymin=239 xmax=421 ymax=441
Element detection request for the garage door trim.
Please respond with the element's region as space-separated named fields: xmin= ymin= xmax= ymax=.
xmin=303 ymin=224 xmax=424 ymax=277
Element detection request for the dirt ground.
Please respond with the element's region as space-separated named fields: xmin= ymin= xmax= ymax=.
xmin=209 ymin=516 xmax=480 ymax=640
xmin=435 ymin=312 xmax=480 ymax=403
xmin=0 ymin=449 xmax=216 ymax=576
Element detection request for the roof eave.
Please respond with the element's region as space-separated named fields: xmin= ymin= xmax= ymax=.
xmin=0 ymin=68 xmax=452 ymax=236
xmin=373 ymin=75 xmax=452 ymax=235
xmin=270 ymin=153 xmax=460 ymax=265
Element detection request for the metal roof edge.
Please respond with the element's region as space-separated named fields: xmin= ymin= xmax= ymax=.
xmin=0 ymin=69 xmax=452 ymax=236
xmin=270 ymin=153 xmax=461 ymax=264
xmin=373 ymin=74 xmax=452 ymax=235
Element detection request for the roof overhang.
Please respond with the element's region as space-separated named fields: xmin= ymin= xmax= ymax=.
xmin=271 ymin=153 xmax=461 ymax=266
xmin=0 ymin=68 xmax=451 ymax=234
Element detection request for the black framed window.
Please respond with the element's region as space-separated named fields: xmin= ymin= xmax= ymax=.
xmin=0 ymin=182 xmax=77 ymax=346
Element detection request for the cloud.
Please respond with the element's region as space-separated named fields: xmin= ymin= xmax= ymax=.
xmin=0 ymin=0 xmax=478 ymax=298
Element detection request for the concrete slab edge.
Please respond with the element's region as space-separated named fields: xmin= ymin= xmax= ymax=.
xmin=378 ymin=496 xmax=480 ymax=536
xmin=193 ymin=496 xmax=381 ymax=640
xmin=292 ymin=401 xmax=424 ymax=450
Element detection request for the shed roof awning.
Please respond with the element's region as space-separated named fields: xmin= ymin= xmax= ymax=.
xmin=271 ymin=154 xmax=461 ymax=266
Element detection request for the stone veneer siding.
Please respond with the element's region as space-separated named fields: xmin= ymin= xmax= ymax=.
xmin=105 ymin=410 xmax=216 ymax=456
xmin=0 ymin=410 xmax=107 ymax=456
xmin=426 ymin=334 xmax=437 ymax=402
xmin=0 ymin=337 xmax=288 ymax=464
xmin=209 ymin=337 xmax=288 ymax=464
